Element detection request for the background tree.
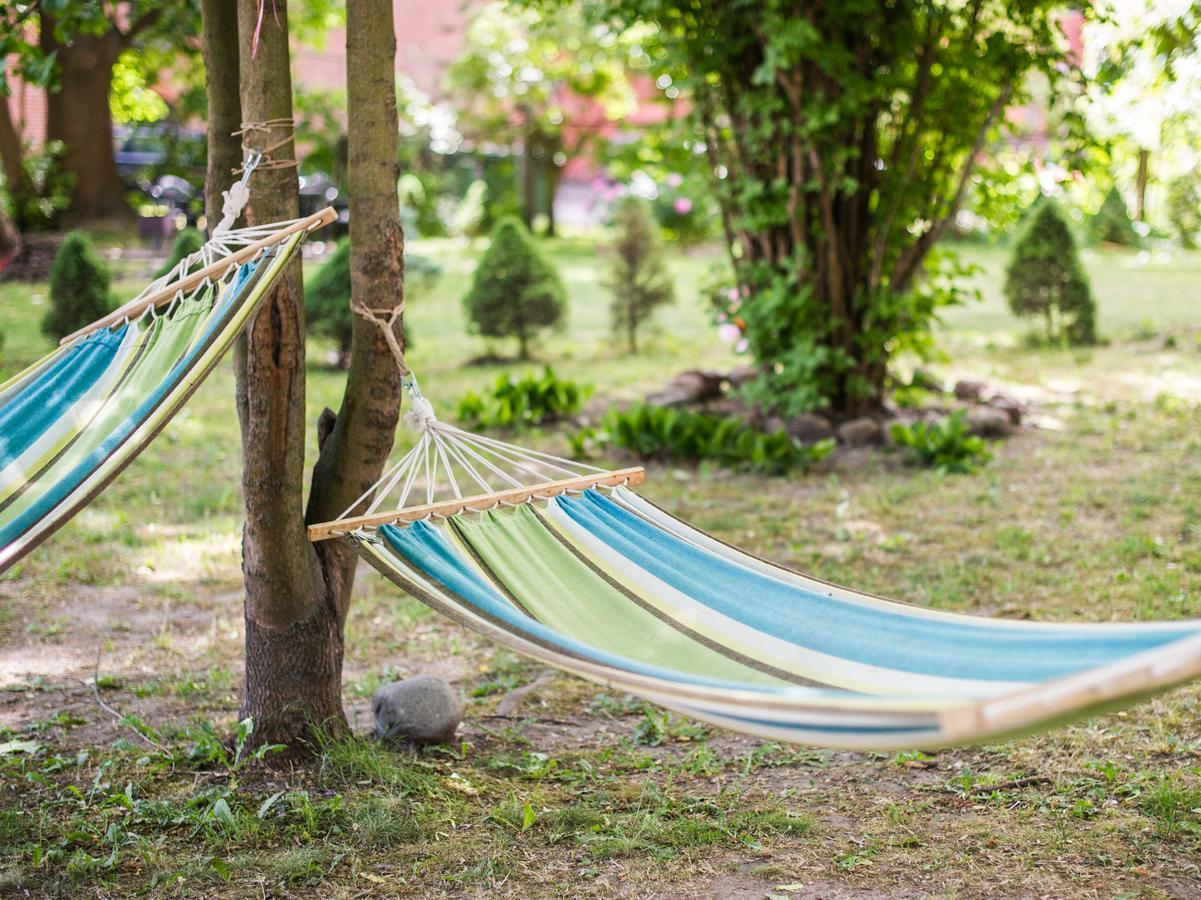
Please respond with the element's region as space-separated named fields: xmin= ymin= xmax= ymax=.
xmin=1004 ymin=199 xmax=1096 ymax=346
xmin=1166 ymin=173 xmax=1200 ymax=249
xmin=154 ymin=228 xmax=205 ymax=279
xmin=31 ymin=0 xmax=200 ymax=221
xmin=1090 ymin=186 xmax=1140 ymax=246
xmin=447 ymin=0 xmax=635 ymax=234
xmin=199 ymin=0 xmax=407 ymax=749
xmin=464 ymin=217 xmax=566 ymax=360
xmin=42 ymin=231 xmax=113 ymax=340
xmin=606 ymin=196 xmax=673 ymax=353
xmin=305 ymin=237 xmax=439 ymax=367
xmin=588 ymin=0 xmax=1073 ymax=417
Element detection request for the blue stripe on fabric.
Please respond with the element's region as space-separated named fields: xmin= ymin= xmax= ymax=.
xmin=553 ymin=491 xmax=1200 ymax=683
xmin=380 ymin=519 xmax=854 ymax=698
xmin=0 ymin=262 xmax=258 ymax=550
xmin=676 ymin=707 xmax=942 ymax=736
xmin=0 ymin=326 xmax=128 ymax=465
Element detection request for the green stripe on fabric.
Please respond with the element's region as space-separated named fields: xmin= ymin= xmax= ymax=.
xmin=0 ymin=299 xmax=208 ymax=532
xmin=448 ymin=505 xmax=788 ymax=686
xmin=0 ymin=317 xmax=158 ymax=509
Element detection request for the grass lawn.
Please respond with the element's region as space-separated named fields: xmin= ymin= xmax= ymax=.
xmin=0 ymin=239 xmax=1199 ymax=897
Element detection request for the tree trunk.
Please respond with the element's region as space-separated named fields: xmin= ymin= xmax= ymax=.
xmin=304 ymin=0 xmax=406 ymax=610
xmin=233 ymin=0 xmax=344 ymax=747
xmin=201 ymin=0 xmax=405 ymax=752
xmin=521 ymin=127 xmax=536 ymax=230
xmin=1135 ymin=148 xmax=1150 ymax=222
xmin=544 ymin=150 xmax=559 ymax=238
xmin=40 ymin=16 xmax=131 ymax=223
xmin=0 ymin=85 xmax=33 ymax=223
xmin=201 ymin=0 xmax=243 ymax=233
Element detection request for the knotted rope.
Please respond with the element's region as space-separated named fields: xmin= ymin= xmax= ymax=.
xmin=348 ymin=294 xmax=430 ymax=429
xmin=233 ymin=119 xmax=298 ymax=173
xmin=213 ymin=150 xmax=261 ymax=236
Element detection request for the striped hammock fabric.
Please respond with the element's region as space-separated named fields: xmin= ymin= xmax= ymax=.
xmin=0 ymin=229 xmax=302 ymax=574
xmin=312 ymin=409 xmax=1201 ymax=750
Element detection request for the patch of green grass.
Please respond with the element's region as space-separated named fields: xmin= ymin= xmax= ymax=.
xmin=1140 ymin=779 xmax=1201 ymax=837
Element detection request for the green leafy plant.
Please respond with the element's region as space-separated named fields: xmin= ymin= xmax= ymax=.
xmin=607 ymin=196 xmax=675 ymax=354
xmin=1090 ymin=186 xmax=1139 ymax=247
xmin=588 ymin=0 xmax=1067 ymax=417
xmin=1166 ymin=173 xmax=1200 ymax=250
xmin=889 ymin=411 xmax=991 ymax=474
xmin=462 ymin=217 xmax=566 ymax=359
xmin=456 ymin=367 xmax=592 ymax=430
xmin=304 ymin=238 xmax=440 ymax=366
xmin=42 ymin=231 xmax=114 ymax=340
xmin=1004 ymin=199 xmax=1097 ymax=346
xmin=2 ymin=140 xmax=75 ymax=232
xmin=154 ymin=227 xmax=205 ymax=279
xmin=573 ymin=404 xmax=834 ymax=476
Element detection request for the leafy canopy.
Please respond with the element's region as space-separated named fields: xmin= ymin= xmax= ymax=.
xmin=582 ymin=0 xmax=1073 ymax=415
xmin=447 ymin=1 xmax=637 ymax=158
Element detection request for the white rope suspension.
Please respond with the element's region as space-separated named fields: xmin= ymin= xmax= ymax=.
xmin=338 ymin=381 xmax=607 ymax=525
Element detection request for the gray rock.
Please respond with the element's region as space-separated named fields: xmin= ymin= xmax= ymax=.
xmin=836 ymin=416 xmax=884 ymax=446
xmin=373 ymin=675 xmax=463 ymax=745
xmin=786 ymin=412 xmax=834 ymax=444
xmin=953 ymin=379 xmax=988 ymax=401
xmin=965 ymin=406 xmax=1015 ymax=438
xmin=986 ymin=391 xmax=1023 ymax=425
xmin=646 ymin=370 xmax=725 ymax=407
xmin=727 ymin=365 xmax=759 ymax=388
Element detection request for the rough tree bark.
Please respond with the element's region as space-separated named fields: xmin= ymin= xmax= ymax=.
xmin=198 ymin=0 xmax=405 ymax=750
xmin=201 ymin=0 xmax=242 ymax=234
xmin=0 ymin=83 xmax=32 ymax=220
xmin=38 ymin=10 xmax=161 ymax=222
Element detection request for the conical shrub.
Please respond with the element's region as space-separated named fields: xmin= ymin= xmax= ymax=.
xmin=42 ymin=231 xmax=113 ymax=340
xmin=463 ymin=217 xmax=565 ymax=359
xmin=1004 ymin=198 xmax=1097 ymax=346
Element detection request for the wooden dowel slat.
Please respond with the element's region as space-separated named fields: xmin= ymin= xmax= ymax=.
xmin=59 ymin=206 xmax=337 ymax=346
xmin=308 ymin=466 xmax=646 ymax=541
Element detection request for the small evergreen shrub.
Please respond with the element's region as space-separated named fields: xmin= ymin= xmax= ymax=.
xmin=455 ymin=367 xmax=592 ymax=430
xmin=463 ymin=217 xmax=565 ymax=360
xmin=1090 ymin=186 xmax=1139 ymax=247
xmin=572 ymin=405 xmax=835 ymax=476
xmin=606 ymin=197 xmax=674 ymax=353
xmin=1004 ymin=199 xmax=1097 ymax=346
xmin=304 ymin=238 xmax=440 ymax=365
xmin=889 ymin=411 xmax=991 ymax=474
xmin=42 ymin=231 xmax=114 ymax=340
xmin=1166 ymin=174 xmax=1200 ymax=250
xmin=155 ymin=228 xmax=205 ymax=279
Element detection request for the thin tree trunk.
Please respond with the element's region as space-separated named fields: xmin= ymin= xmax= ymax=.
xmin=0 ymin=85 xmax=33 ymax=223
xmin=521 ymin=128 xmax=536 ymax=230
xmin=40 ymin=16 xmax=130 ymax=222
xmin=1135 ymin=148 xmax=1150 ymax=222
xmin=201 ymin=0 xmax=243 ymax=233
xmin=234 ymin=0 xmax=344 ymax=747
xmin=305 ymin=0 xmax=406 ymax=607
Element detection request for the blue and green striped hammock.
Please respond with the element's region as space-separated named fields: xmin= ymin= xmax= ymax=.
xmin=0 ymin=212 xmax=328 ymax=574
xmin=311 ymin=397 xmax=1201 ymax=750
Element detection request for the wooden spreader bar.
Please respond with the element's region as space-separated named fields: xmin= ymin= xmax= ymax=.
xmin=60 ymin=207 xmax=338 ymax=346
xmin=308 ymin=466 xmax=646 ymax=542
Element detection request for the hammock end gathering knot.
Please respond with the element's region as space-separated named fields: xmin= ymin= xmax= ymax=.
xmin=403 ymin=396 xmax=438 ymax=432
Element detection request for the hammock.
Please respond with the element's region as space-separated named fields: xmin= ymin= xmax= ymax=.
xmin=0 ymin=209 xmax=333 ymax=574
xmin=309 ymin=389 xmax=1201 ymax=750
